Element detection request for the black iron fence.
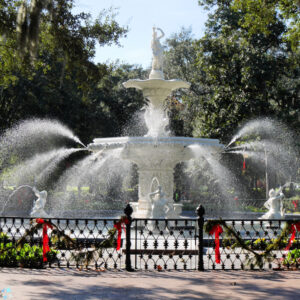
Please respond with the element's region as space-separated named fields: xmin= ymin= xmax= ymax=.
xmin=0 ymin=204 xmax=299 ymax=271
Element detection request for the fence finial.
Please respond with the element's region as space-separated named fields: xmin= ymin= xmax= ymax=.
xmin=124 ymin=203 xmax=133 ymax=220
xmin=196 ymin=205 xmax=205 ymax=218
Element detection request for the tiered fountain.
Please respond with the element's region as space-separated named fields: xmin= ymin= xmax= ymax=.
xmin=88 ymin=27 xmax=223 ymax=218
xmin=1 ymin=28 xmax=298 ymax=221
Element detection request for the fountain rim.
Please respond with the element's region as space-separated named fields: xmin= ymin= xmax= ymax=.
xmin=88 ymin=136 xmax=223 ymax=150
xmin=122 ymin=78 xmax=190 ymax=91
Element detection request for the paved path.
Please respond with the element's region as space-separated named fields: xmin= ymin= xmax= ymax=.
xmin=0 ymin=268 xmax=299 ymax=299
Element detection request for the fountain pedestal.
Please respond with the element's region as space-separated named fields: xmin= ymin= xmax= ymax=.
xmin=121 ymin=139 xmax=193 ymax=218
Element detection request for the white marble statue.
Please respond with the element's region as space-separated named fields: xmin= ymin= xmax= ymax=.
xmin=151 ymin=27 xmax=164 ymax=72
xmin=30 ymin=187 xmax=49 ymax=218
xmin=260 ymin=187 xmax=284 ymax=219
xmin=149 ymin=185 xmax=169 ymax=218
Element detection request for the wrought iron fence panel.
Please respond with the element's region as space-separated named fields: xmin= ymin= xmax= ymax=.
xmin=204 ymin=219 xmax=300 ymax=270
xmin=131 ymin=218 xmax=198 ymax=270
xmin=0 ymin=217 xmax=124 ymax=269
xmin=0 ymin=213 xmax=299 ymax=271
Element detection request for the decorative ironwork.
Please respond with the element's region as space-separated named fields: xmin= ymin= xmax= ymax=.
xmin=0 ymin=217 xmax=123 ymax=270
xmin=130 ymin=218 xmax=198 ymax=270
xmin=204 ymin=219 xmax=300 ymax=270
xmin=0 ymin=204 xmax=299 ymax=271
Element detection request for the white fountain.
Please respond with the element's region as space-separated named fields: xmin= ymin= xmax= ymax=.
xmin=88 ymin=27 xmax=223 ymax=218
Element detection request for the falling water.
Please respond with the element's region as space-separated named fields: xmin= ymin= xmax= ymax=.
xmin=187 ymin=144 xmax=246 ymax=206
xmin=50 ymin=148 xmax=132 ymax=217
xmin=2 ymin=148 xmax=82 ymax=186
xmin=36 ymin=148 xmax=85 ymax=184
xmin=227 ymin=118 xmax=292 ymax=148
xmin=0 ymin=148 xmax=84 ymax=215
xmin=0 ymin=118 xmax=85 ymax=162
xmin=228 ymin=138 xmax=297 ymax=180
xmin=144 ymin=104 xmax=170 ymax=137
xmin=122 ymin=110 xmax=147 ymax=137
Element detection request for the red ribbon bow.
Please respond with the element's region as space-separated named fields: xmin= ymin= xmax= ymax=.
xmin=292 ymin=200 xmax=298 ymax=210
xmin=242 ymin=158 xmax=246 ymax=171
xmin=36 ymin=218 xmax=53 ymax=262
xmin=114 ymin=217 xmax=129 ymax=250
xmin=285 ymin=222 xmax=300 ymax=251
xmin=209 ymin=224 xmax=223 ymax=264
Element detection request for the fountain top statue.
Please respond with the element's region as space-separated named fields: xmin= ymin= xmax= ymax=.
xmin=150 ymin=27 xmax=165 ymax=79
xmin=123 ymin=27 xmax=190 ymax=113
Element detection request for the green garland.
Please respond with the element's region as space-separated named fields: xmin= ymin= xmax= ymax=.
xmin=205 ymin=219 xmax=296 ymax=269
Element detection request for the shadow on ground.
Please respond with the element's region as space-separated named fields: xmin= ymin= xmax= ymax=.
xmin=1 ymin=268 xmax=300 ymax=300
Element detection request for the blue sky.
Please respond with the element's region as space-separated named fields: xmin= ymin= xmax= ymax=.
xmin=73 ymin=0 xmax=207 ymax=68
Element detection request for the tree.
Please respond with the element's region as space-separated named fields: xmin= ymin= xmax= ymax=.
xmin=79 ymin=63 xmax=147 ymax=141
xmin=163 ymin=28 xmax=203 ymax=137
xmin=0 ymin=0 xmax=148 ymax=189
xmin=0 ymin=0 xmax=129 ymax=135
xmin=231 ymin=0 xmax=300 ymax=51
xmin=162 ymin=2 xmax=299 ymax=201
xmin=191 ymin=0 xmax=300 ymax=142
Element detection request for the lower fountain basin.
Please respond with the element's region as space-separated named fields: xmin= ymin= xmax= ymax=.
xmin=88 ymin=136 xmax=223 ymax=218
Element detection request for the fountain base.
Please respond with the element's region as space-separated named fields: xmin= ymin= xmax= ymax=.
xmin=130 ymin=201 xmax=183 ymax=218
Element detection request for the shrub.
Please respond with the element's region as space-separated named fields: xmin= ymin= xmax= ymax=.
xmin=0 ymin=232 xmax=57 ymax=268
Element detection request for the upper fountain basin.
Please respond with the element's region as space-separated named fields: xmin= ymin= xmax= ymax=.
xmin=88 ymin=136 xmax=223 ymax=167
xmin=123 ymin=79 xmax=190 ymax=109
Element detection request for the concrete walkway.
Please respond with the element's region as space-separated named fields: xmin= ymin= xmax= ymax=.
xmin=0 ymin=268 xmax=299 ymax=299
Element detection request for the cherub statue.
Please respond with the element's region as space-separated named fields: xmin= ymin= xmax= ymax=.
xmin=148 ymin=178 xmax=169 ymax=218
xmin=30 ymin=187 xmax=48 ymax=218
xmin=260 ymin=187 xmax=284 ymax=219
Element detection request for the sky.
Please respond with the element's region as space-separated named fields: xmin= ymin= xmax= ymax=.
xmin=73 ymin=0 xmax=208 ymax=68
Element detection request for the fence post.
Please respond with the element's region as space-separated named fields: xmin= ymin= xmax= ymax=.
xmin=196 ymin=204 xmax=205 ymax=271
xmin=124 ymin=203 xmax=134 ymax=271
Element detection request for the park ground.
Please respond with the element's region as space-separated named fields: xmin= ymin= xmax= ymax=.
xmin=0 ymin=268 xmax=299 ymax=299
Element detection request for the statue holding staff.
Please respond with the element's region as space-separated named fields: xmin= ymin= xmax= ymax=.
xmin=151 ymin=27 xmax=165 ymax=72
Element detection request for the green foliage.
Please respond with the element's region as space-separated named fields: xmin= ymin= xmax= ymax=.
xmin=164 ymin=28 xmax=202 ymax=137
xmin=0 ymin=2 xmax=146 ymax=195
xmin=190 ymin=1 xmax=300 ymax=142
xmin=243 ymin=237 xmax=289 ymax=250
xmin=0 ymin=0 xmax=135 ymax=143
xmin=231 ymin=0 xmax=300 ymax=52
xmin=162 ymin=1 xmax=300 ymax=202
xmin=0 ymin=232 xmax=9 ymax=243
xmin=0 ymin=233 xmax=57 ymax=268
xmin=283 ymin=248 xmax=300 ymax=266
xmin=243 ymin=205 xmax=267 ymax=213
